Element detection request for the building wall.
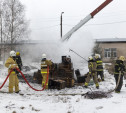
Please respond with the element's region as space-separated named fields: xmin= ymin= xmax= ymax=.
xmin=1 ymin=41 xmax=126 ymax=63
xmin=0 ymin=42 xmax=61 ymax=64
xmin=98 ymin=42 xmax=126 ymax=62
xmin=0 ymin=44 xmax=42 ymax=63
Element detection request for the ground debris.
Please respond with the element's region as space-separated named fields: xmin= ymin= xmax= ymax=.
xmin=22 ymin=66 xmax=31 ymax=72
xmin=32 ymin=107 xmax=40 ymax=112
xmin=20 ymin=106 xmax=25 ymax=109
xmin=96 ymin=106 xmax=103 ymax=110
xmin=84 ymin=91 xmax=112 ymax=99
xmin=67 ymin=112 xmax=71 ymax=113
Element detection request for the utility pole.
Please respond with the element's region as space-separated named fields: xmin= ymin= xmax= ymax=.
xmin=60 ymin=12 xmax=64 ymax=38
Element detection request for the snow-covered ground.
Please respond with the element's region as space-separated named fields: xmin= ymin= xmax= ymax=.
xmin=0 ymin=63 xmax=126 ymax=113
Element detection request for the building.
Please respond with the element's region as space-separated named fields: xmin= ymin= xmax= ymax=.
xmin=96 ymin=38 xmax=126 ymax=62
xmin=1 ymin=38 xmax=126 ymax=63
xmin=0 ymin=40 xmax=59 ymax=63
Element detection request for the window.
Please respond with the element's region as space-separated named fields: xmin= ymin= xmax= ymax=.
xmin=104 ymin=48 xmax=117 ymax=58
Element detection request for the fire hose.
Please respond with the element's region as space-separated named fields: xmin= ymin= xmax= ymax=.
xmin=108 ymin=71 xmax=122 ymax=93
xmin=0 ymin=66 xmax=122 ymax=94
xmin=0 ymin=66 xmax=49 ymax=91
xmin=69 ymin=48 xmax=122 ymax=93
xmin=0 ymin=69 xmax=14 ymax=89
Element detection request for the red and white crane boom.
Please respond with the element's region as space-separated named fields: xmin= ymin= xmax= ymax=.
xmin=61 ymin=0 xmax=113 ymax=41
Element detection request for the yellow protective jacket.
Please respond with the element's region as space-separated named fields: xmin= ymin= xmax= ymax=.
xmin=41 ymin=59 xmax=52 ymax=73
xmin=114 ymin=60 xmax=125 ymax=74
xmin=88 ymin=60 xmax=97 ymax=74
xmin=5 ymin=57 xmax=18 ymax=73
xmin=96 ymin=58 xmax=103 ymax=71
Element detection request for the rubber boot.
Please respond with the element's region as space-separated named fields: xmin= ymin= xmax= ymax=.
xmin=84 ymin=82 xmax=88 ymax=88
xmin=115 ymin=91 xmax=120 ymax=93
xmin=45 ymin=85 xmax=48 ymax=89
xmin=95 ymin=83 xmax=99 ymax=89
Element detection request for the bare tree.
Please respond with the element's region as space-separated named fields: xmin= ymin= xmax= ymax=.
xmin=0 ymin=0 xmax=30 ymax=61
xmin=92 ymin=42 xmax=103 ymax=58
xmin=0 ymin=4 xmax=2 ymax=43
xmin=2 ymin=0 xmax=29 ymax=49
xmin=0 ymin=0 xmax=3 ymax=60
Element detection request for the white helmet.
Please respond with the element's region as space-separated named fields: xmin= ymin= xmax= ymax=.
xmin=88 ymin=56 xmax=93 ymax=60
xmin=119 ymin=56 xmax=125 ymax=61
xmin=95 ymin=54 xmax=100 ymax=59
xmin=68 ymin=55 xmax=71 ymax=58
xmin=10 ymin=50 xmax=16 ymax=57
xmin=42 ymin=53 xmax=46 ymax=59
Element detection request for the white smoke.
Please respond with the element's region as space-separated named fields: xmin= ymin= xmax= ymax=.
xmin=60 ymin=31 xmax=95 ymax=70
xmin=21 ymin=31 xmax=94 ymax=74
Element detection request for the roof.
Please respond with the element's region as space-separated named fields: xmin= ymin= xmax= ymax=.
xmin=0 ymin=40 xmax=58 ymax=45
xmin=96 ymin=38 xmax=126 ymax=43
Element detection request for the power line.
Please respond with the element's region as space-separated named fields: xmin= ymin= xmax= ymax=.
xmin=30 ymin=16 xmax=126 ymax=24
xmin=31 ymin=24 xmax=59 ymax=30
xmin=31 ymin=20 xmax=126 ymax=30
xmin=31 ymin=19 xmax=60 ymax=23
xmin=31 ymin=17 xmax=59 ymax=20
xmin=96 ymin=13 xmax=126 ymax=18
xmin=30 ymin=11 xmax=126 ymax=21
xmin=63 ymin=20 xmax=126 ymax=27
xmin=86 ymin=21 xmax=126 ymax=26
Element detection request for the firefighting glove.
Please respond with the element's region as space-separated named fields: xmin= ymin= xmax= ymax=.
xmin=92 ymin=70 xmax=96 ymax=73
xmin=9 ymin=64 xmax=18 ymax=69
xmin=13 ymin=69 xmax=19 ymax=74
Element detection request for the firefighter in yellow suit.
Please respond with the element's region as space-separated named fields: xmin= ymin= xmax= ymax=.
xmin=5 ymin=50 xmax=19 ymax=93
xmin=41 ymin=54 xmax=52 ymax=89
xmin=84 ymin=56 xmax=99 ymax=89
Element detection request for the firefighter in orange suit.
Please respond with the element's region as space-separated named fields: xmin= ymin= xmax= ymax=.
xmin=41 ymin=53 xmax=52 ymax=89
xmin=5 ymin=50 xmax=19 ymax=93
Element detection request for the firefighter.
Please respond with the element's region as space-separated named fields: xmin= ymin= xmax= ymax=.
xmin=84 ymin=56 xmax=99 ymax=89
xmin=114 ymin=56 xmax=125 ymax=93
xmin=95 ymin=54 xmax=104 ymax=81
xmin=41 ymin=53 xmax=52 ymax=89
xmin=5 ymin=50 xmax=19 ymax=93
xmin=16 ymin=52 xmax=23 ymax=71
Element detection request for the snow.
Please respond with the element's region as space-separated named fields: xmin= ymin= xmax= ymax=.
xmin=0 ymin=61 xmax=3 ymax=65
xmin=1 ymin=63 xmax=126 ymax=113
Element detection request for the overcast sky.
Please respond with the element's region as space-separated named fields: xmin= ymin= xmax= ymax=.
xmin=20 ymin=0 xmax=126 ymax=40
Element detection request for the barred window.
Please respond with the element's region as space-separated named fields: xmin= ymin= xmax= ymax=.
xmin=104 ymin=48 xmax=117 ymax=58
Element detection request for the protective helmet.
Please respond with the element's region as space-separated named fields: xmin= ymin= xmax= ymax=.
xmin=10 ymin=50 xmax=16 ymax=57
xmin=16 ymin=52 xmax=20 ymax=56
xmin=42 ymin=53 xmax=46 ymax=59
xmin=119 ymin=56 xmax=125 ymax=61
xmin=95 ymin=54 xmax=100 ymax=59
xmin=68 ymin=55 xmax=71 ymax=58
xmin=88 ymin=56 xmax=93 ymax=60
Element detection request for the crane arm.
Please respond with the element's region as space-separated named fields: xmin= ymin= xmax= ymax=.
xmin=61 ymin=0 xmax=113 ymax=41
